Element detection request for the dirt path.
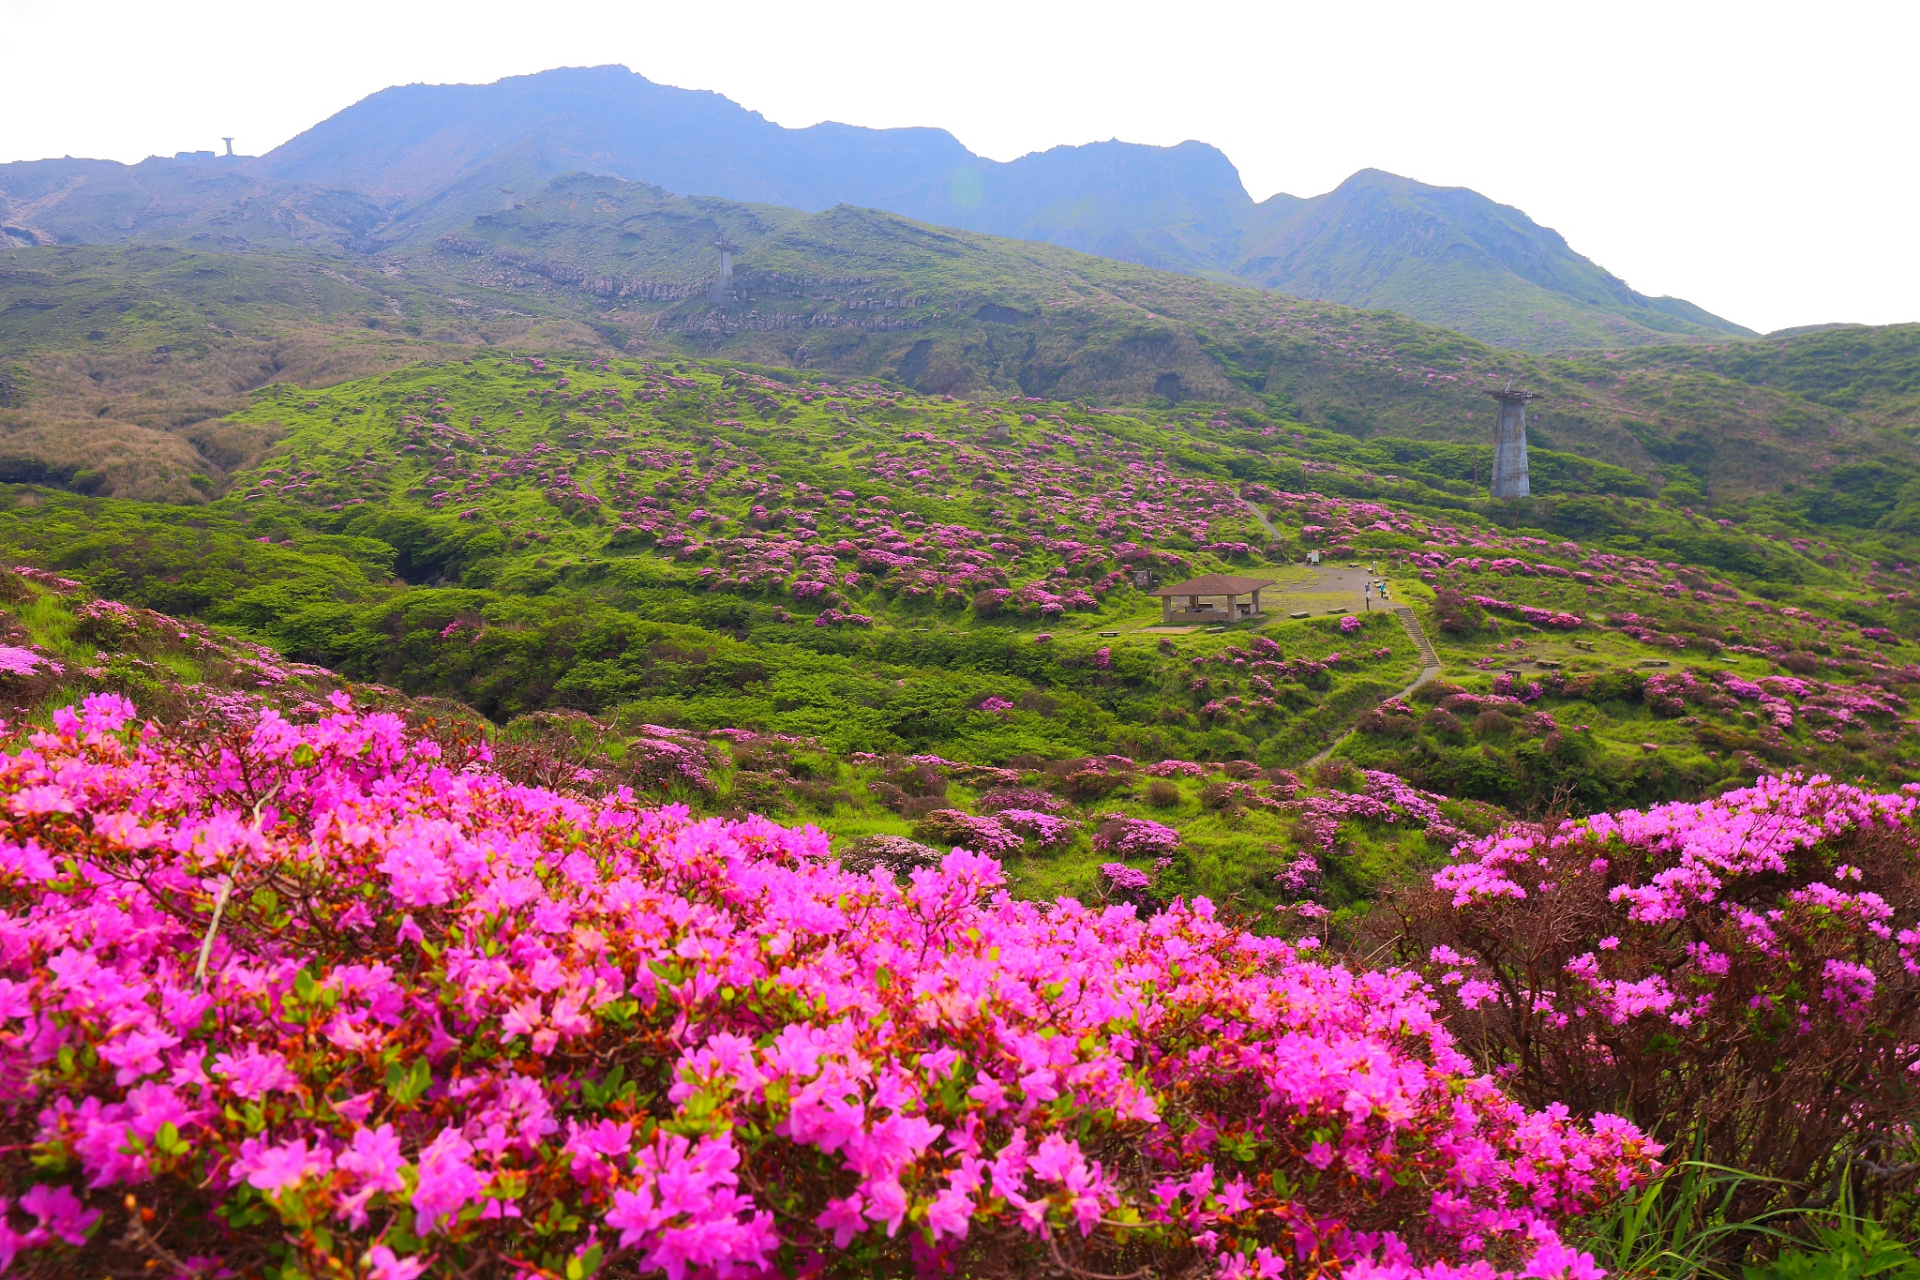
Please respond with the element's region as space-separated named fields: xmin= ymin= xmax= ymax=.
xmin=1241 ymin=498 xmax=1278 ymax=539
xmin=1304 ymin=605 xmax=1443 ymax=768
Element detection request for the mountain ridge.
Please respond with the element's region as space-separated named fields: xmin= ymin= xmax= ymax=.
xmin=3 ymin=64 xmax=1752 ymax=351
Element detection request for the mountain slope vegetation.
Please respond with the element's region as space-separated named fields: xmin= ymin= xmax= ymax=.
xmin=1 ymin=175 xmax=1913 ymax=510
xmin=1 ymin=348 xmax=1917 ymax=915
xmin=1229 ymin=169 xmax=1753 ymax=350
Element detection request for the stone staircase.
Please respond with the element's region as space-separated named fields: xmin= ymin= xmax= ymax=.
xmin=1393 ymin=605 xmax=1440 ymax=671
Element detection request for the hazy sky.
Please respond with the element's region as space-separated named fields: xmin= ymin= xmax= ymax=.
xmin=4 ymin=0 xmax=1913 ymax=334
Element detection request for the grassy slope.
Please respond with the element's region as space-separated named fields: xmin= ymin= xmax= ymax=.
xmin=405 ymin=175 xmax=1919 ymax=501
xmin=0 ymin=243 xmax=614 ymax=499
xmin=3 ymin=173 xmax=1918 ymax=516
xmin=1227 ymin=169 xmax=1756 ymax=352
xmin=0 ymin=350 xmax=1916 ymax=908
xmin=1616 ymin=324 xmax=1920 ymax=431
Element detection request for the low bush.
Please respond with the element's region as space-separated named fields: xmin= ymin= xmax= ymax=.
xmin=1432 ymin=589 xmax=1487 ymax=635
xmin=911 ymin=806 xmax=1024 ymax=856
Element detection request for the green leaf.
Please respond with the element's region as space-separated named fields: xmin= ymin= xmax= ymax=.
xmin=582 ymin=1064 xmax=627 ymax=1109
xmin=388 ymin=1058 xmax=432 ymax=1106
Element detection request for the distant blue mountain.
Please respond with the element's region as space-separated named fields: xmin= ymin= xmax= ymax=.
xmin=3 ymin=64 xmax=1751 ymax=348
xmin=252 ymin=64 xmax=974 ymax=213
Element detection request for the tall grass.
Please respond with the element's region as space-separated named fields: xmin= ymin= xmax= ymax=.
xmin=1576 ymin=1157 xmax=1920 ymax=1280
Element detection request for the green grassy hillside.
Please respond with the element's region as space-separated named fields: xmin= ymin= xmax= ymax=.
xmin=1 ymin=350 xmax=1917 ymax=907
xmin=3 ymin=174 xmax=1916 ymax=513
xmin=1615 ymin=323 xmax=1920 ymax=431
xmin=0 ymin=242 xmax=612 ymax=499
xmin=399 ymin=175 xmax=1913 ymax=505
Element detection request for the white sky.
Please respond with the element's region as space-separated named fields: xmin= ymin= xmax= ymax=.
xmin=4 ymin=0 xmax=1914 ymax=334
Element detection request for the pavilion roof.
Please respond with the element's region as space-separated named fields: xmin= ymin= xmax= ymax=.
xmin=1147 ymin=574 xmax=1278 ymax=597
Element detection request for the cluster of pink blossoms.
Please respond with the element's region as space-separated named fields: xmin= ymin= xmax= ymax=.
xmin=1429 ymin=776 xmax=1920 ymax=1027
xmin=0 ymin=695 xmax=1653 ymax=1278
xmin=1408 ymin=773 xmax=1920 ymax=1190
xmin=1090 ymin=814 xmax=1182 ymax=859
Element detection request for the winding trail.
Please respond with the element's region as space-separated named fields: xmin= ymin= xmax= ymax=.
xmin=1304 ymin=605 xmax=1443 ymax=769
xmin=1241 ymin=498 xmax=1279 ymax=539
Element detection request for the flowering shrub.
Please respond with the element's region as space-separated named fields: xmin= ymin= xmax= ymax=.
xmin=837 ymin=833 xmax=943 ymax=877
xmin=0 ymin=696 xmax=1653 ymax=1278
xmin=0 ymin=645 xmax=61 ymax=679
xmin=1469 ymin=596 xmax=1583 ymax=630
xmin=1431 ymin=590 xmax=1487 ymax=635
xmin=1338 ymin=615 xmax=1360 ymax=634
xmin=1145 ymin=759 xmax=1208 ymax=778
xmin=1275 ymin=850 xmax=1320 ymax=895
xmin=993 ymin=808 xmax=1080 ymax=849
xmin=72 ymin=598 xmax=150 ymax=650
xmin=1394 ymin=773 xmax=1920 ymax=1215
xmin=1288 ymin=771 xmax=1463 ymax=855
xmin=1488 ymin=673 xmax=1544 ymax=703
xmin=973 ymin=787 xmax=1065 ymax=815
xmin=1091 ymin=814 xmax=1181 ymax=858
xmin=971 ymin=588 xmax=1011 ymax=617
xmin=1051 ymin=757 xmax=1133 ymax=803
xmin=911 ymin=808 xmax=1025 ymax=857
xmin=625 ymin=728 xmax=717 ymax=793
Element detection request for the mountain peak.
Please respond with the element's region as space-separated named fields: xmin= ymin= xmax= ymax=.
xmin=2 ymin=65 xmax=1750 ymax=348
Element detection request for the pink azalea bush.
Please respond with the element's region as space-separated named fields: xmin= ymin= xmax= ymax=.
xmin=1288 ymin=771 xmax=1464 ymax=857
xmin=0 ymin=695 xmax=1654 ymax=1277
xmin=1396 ymin=772 xmax=1920 ymax=1216
xmin=991 ymin=808 xmax=1080 ymax=849
xmin=973 ymin=787 xmax=1065 ymax=815
xmin=1145 ymin=760 xmax=1208 ymax=778
xmin=0 ymin=647 xmax=60 ymax=679
xmin=911 ymin=808 xmax=1025 ymax=858
xmin=1091 ymin=813 xmax=1182 ymax=859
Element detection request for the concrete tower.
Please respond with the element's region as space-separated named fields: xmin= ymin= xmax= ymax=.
xmin=221 ymin=137 xmax=234 ymax=157
xmin=499 ymin=188 xmax=516 ymax=212
xmin=1486 ymin=384 xmax=1535 ymax=498
xmin=709 ymin=236 xmax=738 ymax=305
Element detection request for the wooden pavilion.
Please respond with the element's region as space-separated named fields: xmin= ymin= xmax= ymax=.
xmin=1147 ymin=574 xmax=1277 ymax=624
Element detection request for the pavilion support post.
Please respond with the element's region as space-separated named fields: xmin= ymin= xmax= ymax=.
xmin=1161 ymin=596 xmax=1171 ymax=624
xmin=1252 ymin=588 xmax=1263 ymax=615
